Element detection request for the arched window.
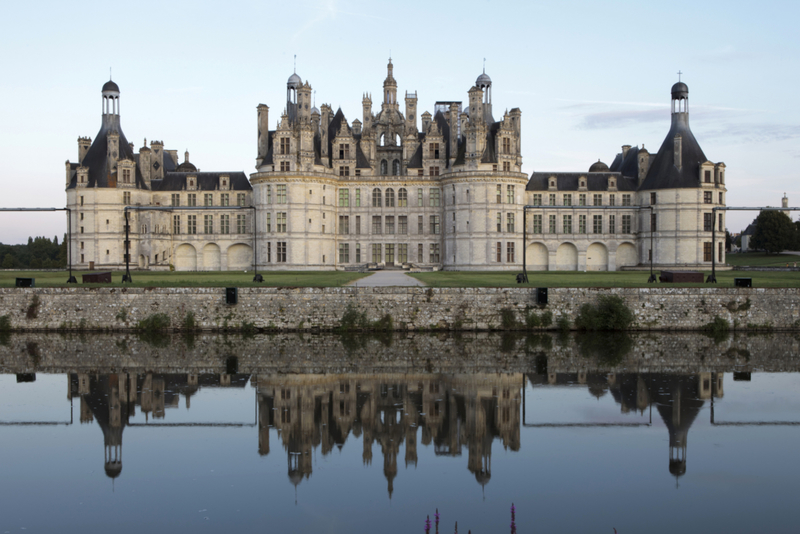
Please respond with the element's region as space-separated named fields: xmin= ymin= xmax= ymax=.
xmin=372 ymin=188 xmax=382 ymax=207
xmin=392 ymin=159 xmax=400 ymax=176
xmin=380 ymin=160 xmax=388 ymax=175
xmin=385 ymin=188 xmax=395 ymax=207
xmin=398 ymin=188 xmax=408 ymax=207
xmin=380 ymin=133 xmax=385 ymax=147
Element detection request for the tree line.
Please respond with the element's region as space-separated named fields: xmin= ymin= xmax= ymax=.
xmin=0 ymin=235 xmax=67 ymax=269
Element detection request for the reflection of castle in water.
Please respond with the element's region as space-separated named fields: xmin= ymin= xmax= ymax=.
xmin=255 ymin=374 xmax=522 ymax=496
xmin=68 ymin=372 xmax=250 ymax=479
xmin=528 ymin=371 xmax=723 ymax=478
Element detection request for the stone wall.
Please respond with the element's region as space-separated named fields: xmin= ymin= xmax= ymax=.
xmin=0 ymin=286 xmax=797 ymax=332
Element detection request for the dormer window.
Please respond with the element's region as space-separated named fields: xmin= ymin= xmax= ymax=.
xmin=550 ymin=180 xmax=555 ymax=187
xmin=189 ymin=179 xmax=194 ymax=187
xmin=580 ymin=180 xmax=586 ymax=188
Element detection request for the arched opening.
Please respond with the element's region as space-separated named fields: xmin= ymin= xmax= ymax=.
xmin=175 ymin=244 xmax=197 ymax=271
xmin=385 ymin=188 xmax=395 ymax=207
xmin=556 ymin=243 xmax=578 ymax=271
xmin=586 ymin=243 xmax=608 ymax=271
xmin=227 ymin=243 xmax=253 ymax=271
xmin=616 ymin=243 xmax=637 ymax=268
xmin=379 ymin=133 xmax=386 ymax=147
xmin=380 ymin=160 xmax=388 ymax=175
xmin=372 ymin=188 xmax=382 ymax=207
xmin=392 ymin=159 xmax=400 ymax=176
xmin=526 ymin=243 xmax=549 ymax=271
xmin=202 ymin=243 xmax=221 ymax=271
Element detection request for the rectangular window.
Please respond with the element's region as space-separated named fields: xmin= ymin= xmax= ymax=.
xmin=280 ymin=137 xmax=290 ymax=155
xmin=187 ymin=193 xmax=196 ymax=207
xmin=496 ymin=242 xmax=502 ymax=262
xmin=372 ymin=244 xmax=381 ymax=263
xmin=372 ymin=216 xmax=382 ymax=234
xmin=430 ymin=142 xmax=440 ymax=159
xmin=418 ymin=188 xmax=424 ymax=207
xmin=238 ymin=193 xmax=246 ymax=206
xmin=533 ymin=194 xmax=542 ymax=206
xmin=237 ymin=214 xmax=246 ymax=234
xmin=280 ymin=161 xmax=290 ymax=171
xmin=579 ymin=194 xmax=586 ymax=206
xmin=81 ymin=196 xmax=85 ymax=206
xmin=277 ymin=242 xmax=287 ymax=262
xmin=430 ymin=216 xmax=440 ymax=235
xmin=339 ymin=215 xmax=350 ymax=235
xmin=704 ymin=212 xmax=713 ymax=231
xmin=609 ymin=214 xmax=616 ymax=233
xmin=277 ymin=212 xmax=287 ymax=232
xmin=622 ymin=214 xmax=631 ymax=233
xmin=355 ymin=215 xmax=361 ymax=235
xmin=355 ymin=243 xmax=361 ymax=263
xmin=502 ymin=137 xmax=511 ymax=154
xmin=266 ymin=242 xmax=272 ymax=263
xmin=221 ymin=193 xmax=229 ymax=207
xmin=267 ymin=185 xmax=272 ymax=204
xmin=579 ymin=214 xmax=587 ymax=234
xmin=549 ymin=214 xmax=557 ymax=233
xmin=339 ymin=243 xmax=350 ymax=263
xmin=171 ymin=194 xmax=180 ymax=207
xmin=719 ymin=213 xmax=723 ymax=232
xmin=507 ymin=185 xmax=514 ymax=204
xmin=622 ymin=194 xmax=631 ymax=206
xmin=507 ymin=242 xmax=515 ymax=263
xmin=385 ymin=244 xmax=395 ymax=264
xmin=339 ymin=189 xmax=349 ymax=207
xmin=418 ymin=215 xmax=424 ymax=234
xmin=593 ymin=214 xmax=602 ymax=233
xmin=398 ymin=215 xmax=408 ymax=234
xmin=277 ymin=184 xmax=287 ymax=203
xmin=563 ymin=214 xmax=572 ymax=234
xmin=703 ymin=242 xmax=712 ymax=262
xmin=609 ymin=194 xmax=615 ymax=206
xmin=497 ymin=212 xmax=502 ymax=232
xmin=719 ymin=192 xmax=723 ymax=204
xmin=429 ymin=166 xmax=440 ymax=176
xmin=503 ymin=161 xmax=511 ymax=172
xmin=507 ymin=213 xmax=515 ymax=233
xmin=204 ymin=193 xmax=213 ymax=207
xmin=204 ymin=214 xmax=213 ymax=234
xmin=220 ymin=214 xmax=230 ymax=234
xmin=398 ymin=188 xmax=407 ymax=207
xmin=122 ymin=193 xmax=130 ymax=205
xmin=593 ymin=194 xmax=602 ymax=206
xmin=187 ymin=215 xmax=196 ymax=234
xmin=122 ymin=168 xmax=131 ymax=183
xmin=385 ymin=216 xmax=395 ymax=234
xmin=398 ymin=244 xmax=408 ymax=263
xmin=339 ymin=143 xmax=350 ymax=160
xmin=533 ymin=214 xmax=543 ymax=233
xmin=650 ymin=192 xmax=657 ymax=205
xmin=549 ymin=193 xmax=556 ymax=206
xmin=429 ymin=188 xmax=441 ymax=207
xmin=704 ymin=191 xmax=713 ymax=204
xmin=429 ymin=243 xmax=440 ymax=263
xmin=339 ymin=166 xmax=350 ymax=177
xmin=173 ymin=215 xmax=180 ymax=234
xmin=651 ymin=213 xmax=657 ymax=232
xmin=266 ymin=213 xmax=272 ymax=232
xmin=704 ymin=170 xmax=711 ymax=183
xmin=563 ymin=194 xmax=572 ymax=206
xmin=497 ymin=184 xmax=502 ymax=203
xmin=355 ymin=189 xmax=361 ymax=207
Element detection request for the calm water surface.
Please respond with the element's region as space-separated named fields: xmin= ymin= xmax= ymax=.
xmin=1 ymin=332 xmax=799 ymax=533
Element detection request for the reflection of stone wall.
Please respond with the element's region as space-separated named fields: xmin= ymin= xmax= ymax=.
xmin=0 ymin=287 xmax=798 ymax=332
xmin=1 ymin=332 xmax=799 ymax=375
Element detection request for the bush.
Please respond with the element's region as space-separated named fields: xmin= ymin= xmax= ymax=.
xmin=182 ymin=311 xmax=197 ymax=330
xmin=703 ymin=316 xmax=731 ymax=343
xmin=137 ymin=313 xmax=171 ymax=332
xmin=556 ymin=315 xmax=571 ymax=332
xmin=0 ymin=315 xmax=11 ymax=332
xmin=501 ymin=308 xmax=519 ymax=330
xmin=574 ymin=295 xmax=633 ymax=331
xmin=26 ymin=295 xmax=40 ymax=320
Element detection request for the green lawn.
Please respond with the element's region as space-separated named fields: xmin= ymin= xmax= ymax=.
xmin=407 ymin=269 xmax=800 ymax=288
xmin=725 ymin=252 xmax=800 ymax=267
xmin=0 ymin=270 xmax=369 ymax=288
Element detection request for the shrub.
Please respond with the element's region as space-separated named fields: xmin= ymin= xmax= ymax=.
xmin=702 ymin=316 xmax=730 ymax=343
xmin=540 ymin=311 xmax=553 ymax=328
xmin=115 ymin=308 xmax=128 ymax=322
xmin=26 ymin=295 xmax=40 ymax=320
xmin=500 ymin=308 xmax=519 ymax=330
xmin=338 ymin=304 xmax=368 ymax=332
xmin=183 ymin=311 xmax=197 ymax=330
xmin=574 ymin=295 xmax=633 ymax=331
xmin=525 ymin=311 xmax=541 ymax=329
xmin=137 ymin=313 xmax=171 ymax=332
xmin=0 ymin=315 xmax=10 ymax=332
xmin=556 ymin=315 xmax=571 ymax=332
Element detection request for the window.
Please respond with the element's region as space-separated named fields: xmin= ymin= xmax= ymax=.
xmin=497 ymin=212 xmax=502 ymax=232
xmin=719 ymin=213 xmax=723 ymax=232
xmin=277 ymin=184 xmax=287 ymax=203
xmin=704 ymin=212 xmax=713 ymax=231
xmin=563 ymin=214 xmax=572 ymax=233
xmin=418 ymin=244 xmax=424 ymax=262
xmin=220 ymin=215 xmax=230 ymax=234
xmin=355 ymin=169 xmax=361 ymax=177
xmin=430 ymin=142 xmax=440 ymax=159
xmin=220 ymin=193 xmax=229 ymax=207
xmin=187 ymin=215 xmax=196 ymax=234
xmin=80 ymin=195 xmax=84 ymax=206
xmin=704 ymin=191 xmax=713 ymax=204
xmin=563 ymin=193 xmax=573 ymax=206
xmin=609 ymin=194 xmax=615 ymax=206
xmin=418 ymin=169 xmax=424 ymax=177
xmin=533 ymin=214 xmax=543 ymax=233
xmin=372 ymin=244 xmax=381 ymax=263
xmin=339 ymin=166 xmax=350 ymax=177
xmin=593 ymin=194 xmax=602 ymax=206
xmin=507 ymin=213 xmax=515 ymax=232
xmin=339 ymin=215 xmax=349 ymax=234
xmin=429 ymin=188 xmax=440 ymax=207
xmin=398 ymin=244 xmax=408 ymax=263
xmin=266 ymin=213 xmax=271 ymax=232
xmin=417 ymin=188 xmax=424 ymax=207
xmin=579 ymin=194 xmax=586 ymax=206
xmin=496 ymin=242 xmax=502 ymax=262
xmin=507 ymin=242 xmax=515 ymax=263
xmin=267 ymin=185 xmax=272 ymax=204
xmin=204 ymin=194 xmax=213 ymax=207
xmin=372 ymin=216 xmax=382 ymax=234
xmin=187 ymin=193 xmax=196 ymax=207
xmin=622 ymin=214 xmax=632 ymax=233
xmin=622 ymin=194 xmax=631 ymax=206
xmin=80 ymin=212 xmax=84 ymax=221
xmin=651 ymin=213 xmax=657 ymax=232
xmin=719 ymin=242 xmax=723 ymax=262
xmin=386 ymin=188 xmax=395 ymax=207
xmin=549 ymin=194 xmax=556 ymax=206
xmin=429 ymin=243 xmax=440 ymax=263
xmin=650 ymin=192 xmax=657 ymax=205
xmin=593 ymin=215 xmax=602 ymax=234
xmin=173 ymin=215 xmax=180 ymax=234
xmin=204 ymin=215 xmax=213 ymax=234
xmin=703 ymin=242 xmax=712 ymax=262
xmin=503 ymin=161 xmax=511 ymax=172
xmin=502 ymin=137 xmax=511 ymax=154
xmin=372 ymin=188 xmax=382 ymax=207
xmin=385 ymin=216 xmax=395 ymax=234
xmin=398 ymin=216 xmax=408 ymax=234
xmin=549 ymin=214 xmax=557 ymax=233
xmin=398 ymin=188 xmax=408 ymax=207
xmin=280 ymin=137 xmax=290 ymax=155
xmin=380 ymin=160 xmax=388 ymax=175
xmin=430 ymin=216 xmax=440 ymax=235
xmin=393 ymin=160 xmax=401 ymax=175
xmin=507 ymin=185 xmax=514 ymax=204
xmin=429 ymin=166 xmax=439 ymax=176
xmin=533 ymin=194 xmax=542 ymax=206
xmin=719 ymin=192 xmax=723 ymax=204
xmin=704 ymin=170 xmax=711 ymax=183
xmin=355 ymin=215 xmax=361 ymax=235
xmin=237 ymin=214 xmax=246 ymax=233
xmin=123 ymin=192 xmax=131 ymax=205
xmin=496 ymin=184 xmax=502 ymax=203
xmin=277 ymin=242 xmax=287 ymax=262
xmin=579 ymin=214 xmax=587 ymax=233
xmin=339 ymin=189 xmax=349 ymax=207
xmin=339 ymin=243 xmax=350 ymax=263
xmin=355 ymin=243 xmax=361 ymax=263
xmin=122 ymin=168 xmax=131 ymax=183
xmin=385 ymin=244 xmax=395 ymax=264
xmin=339 ymin=143 xmax=350 ymax=160
xmin=609 ymin=215 xmax=616 ymax=233
xmin=275 ymin=212 xmax=287 ymax=232
xmin=355 ymin=189 xmax=361 ymax=207
xmin=171 ymin=194 xmax=180 ymax=207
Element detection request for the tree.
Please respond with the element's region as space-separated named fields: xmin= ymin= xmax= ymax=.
xmin=2 ymin=254 xmax=17 ymax=269
xmin=725 ymin=230 xmax=732 ymax=252
xmin=750 ymin=210 xmax=796 ymax=253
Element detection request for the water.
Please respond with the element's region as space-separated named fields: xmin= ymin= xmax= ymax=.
xmin=1 ymin=332 xmax=799 ymax=533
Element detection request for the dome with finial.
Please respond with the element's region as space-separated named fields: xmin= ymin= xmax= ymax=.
xmin=589 ymin=160 xmax=609 ymax=172
xmin=176 ymin=150 xmax=197 ymax=172
xmin=671 ymin=81 xmax=689 ymax=99
xmin=288 ymin=72 xmax=302 ymax=87
xmin=102 ymin=80 xmax=120 ymax=93
xmin=476 ymin=72 xmax=491 ymax=87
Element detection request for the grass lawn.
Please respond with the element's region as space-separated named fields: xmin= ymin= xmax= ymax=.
xmin=408 ymin=269 xmax=800 ymax=288
xmin=0 ymin=269 xmax=369 ymax=288
xmin=725 ymin=252 xmax=800 ymax=267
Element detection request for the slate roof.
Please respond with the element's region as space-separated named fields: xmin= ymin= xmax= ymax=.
xmin=150 ymin=172 xmax=252 ymax=192
xmin=525 ymin=172 xmax=638 ymax=192
xmin=639 ymin=113 xmax=707 ymax=190
xmin=66 ymin=119 xmax=147 ymax=190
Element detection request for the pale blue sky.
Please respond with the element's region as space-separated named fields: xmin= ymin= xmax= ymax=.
xmin=1 ymin=0 xmax=798 ymax=243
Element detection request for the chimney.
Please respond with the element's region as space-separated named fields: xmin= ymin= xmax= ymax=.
xmin=78 ymin=137 xmax=91 ymax=163
xmin=621 ymin=145 xmax=631 ymax=158
xmin=257 ymin=104 xmax=269 ymax=167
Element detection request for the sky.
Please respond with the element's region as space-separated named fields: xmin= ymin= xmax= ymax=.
xmin=1 ymin=0 xmax=798 ymax=244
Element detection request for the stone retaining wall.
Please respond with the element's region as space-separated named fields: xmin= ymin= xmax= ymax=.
xmin=0 ymin=286 xmax=798 ymax=332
